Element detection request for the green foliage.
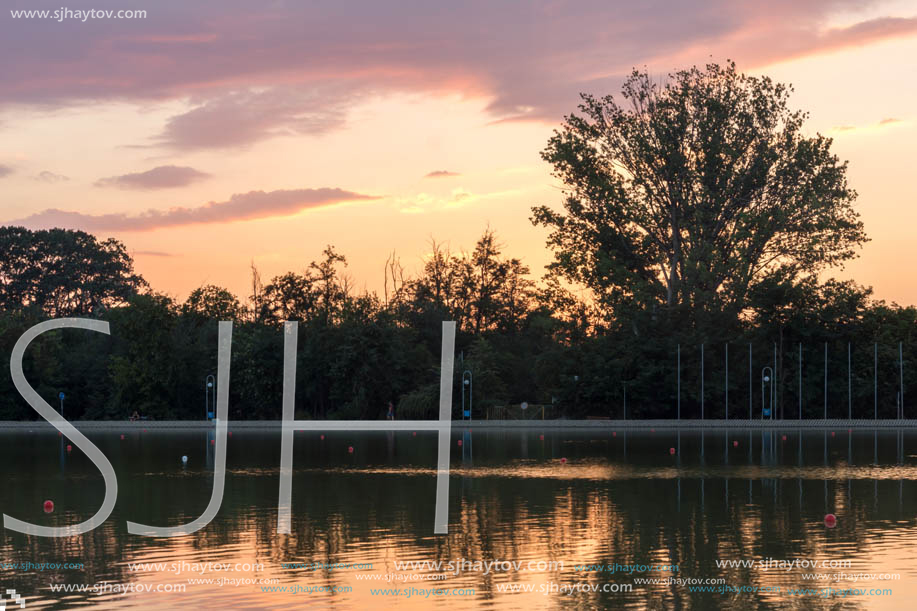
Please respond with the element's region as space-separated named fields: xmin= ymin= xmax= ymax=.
xmin=183 ymin=285 xmax=244 ymax=321
xmin=397 ymin=384 xmax=439 ymax=419
xmin=0 ymin=226 xmax=146 ymax=316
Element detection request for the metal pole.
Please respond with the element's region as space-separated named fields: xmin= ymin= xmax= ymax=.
xmin=824 ymin=342 xmax=828 ymax=420
xmin=749 ymin=343 xmax=752 ymax=420
xmin=623 ymin=383 xmax=626 ymax=420
xmin=725 ymin=343 xmax=729 ymax=421
xmin=774 ymin=342 xmax=777 ymax=420
xmin=205 ymin=374 xmax=216 ymax=421
xmin=462 ymin=374 xmax=465 ymax=418
xmin=677 ymin=344 xmax=681 ymax=420
xmin=874 ymin=342 xmax=878 ymax=420
xmin=799 ymin=343 xmax=802 ymax=420
xmin=848 ymin=342 xmax=852 ymax=420
xmin=701 ymin=343 xmax=704 ymax=420
xmin=899 ymin=342 xmax=904 ymax=420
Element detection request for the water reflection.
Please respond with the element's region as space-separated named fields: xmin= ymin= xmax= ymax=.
xmin=0 ymin=428 xmax=914 ymax=609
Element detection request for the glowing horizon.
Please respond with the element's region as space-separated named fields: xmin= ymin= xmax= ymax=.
xmin=2 ymin=0 xmax=915 ymax=305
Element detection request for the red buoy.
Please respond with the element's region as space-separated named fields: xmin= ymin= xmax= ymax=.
xmin=457 ymin=440 xmax=462 ymax=446
xmin=66 ymin=445 xmax=72 ymax=452
xmin=43 ymin=500 xmax=54 ymax=513
xmin=669 ymin=447 xmax=675 ymax=455
xmin=58 ymin=432 xmax=62 ymax=437
xmin=228 ymin=432 xmax=232 ymax=437
xmin=824 ymin=514 xmax=837 ymax=528
xmin=651 ymin=429 xmax=655 ymax=433
xmin=120 ymin=434 xmax=125 ymax=440
xmin=560 ymin=457 xmax=567 ymax=464
xmin=539 ymin=435 xmax=544 ymax=440
xmin=348 ymin=446 xmax=354 ymax=454
xmin=612 ymin=431 xmax=617 ymax=437
xmin=831 ymin=431 xmax=835 ymax=437
xmin=320 ymin=434 xmax=325 ymax=440
xmin=412 ymin=432 xmax=416 ymax=436
xmin=782 ymin=435 xmax=787 ymax=441
xmin=210 ymin=439 xmax=215 ymax=445
xmin=733 ymin=440 xmax=739 ymax=447
xmin=143 ymin=429 xmax=148 ymax=433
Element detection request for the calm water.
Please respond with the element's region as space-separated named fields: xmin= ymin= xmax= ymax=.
xmin=1 ymin=428 xmax=915 ymax=610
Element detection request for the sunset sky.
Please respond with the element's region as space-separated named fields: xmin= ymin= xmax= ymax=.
xmin=2 ymin=0 xmax=916 ymax=305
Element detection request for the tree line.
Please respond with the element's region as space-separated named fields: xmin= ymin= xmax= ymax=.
xmin=2 ymin=62 xmax=914 ymax=420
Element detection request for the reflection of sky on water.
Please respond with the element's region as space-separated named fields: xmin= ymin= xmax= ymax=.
xmin=0 ymin=428 xmax=914 ymax=609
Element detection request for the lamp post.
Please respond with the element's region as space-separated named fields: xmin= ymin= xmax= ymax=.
xmin=573 ymin=375 xmax=580 ymax=412
xmin=462 ymin=370 xmax=472 ymax=420
xmin=761 ymin=367 xmax=774 ymax=420
xmin=205 ymin=374 xmax=215 ymax=421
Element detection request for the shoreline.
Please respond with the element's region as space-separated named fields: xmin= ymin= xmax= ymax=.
xmin=1 ymin=419 xmax=916 ymax=430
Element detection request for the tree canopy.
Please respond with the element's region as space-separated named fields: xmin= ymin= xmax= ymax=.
xmin=0 ymin=226 xmax=146 ymax=316
xmin=532 ymin=61 xmax=867 ymax=333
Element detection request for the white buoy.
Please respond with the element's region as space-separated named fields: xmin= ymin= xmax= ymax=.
xmin=181 ymin=456 xmax=188 ymax=464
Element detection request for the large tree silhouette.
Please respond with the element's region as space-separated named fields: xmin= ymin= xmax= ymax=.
xmin=532 ymin=61 xmax=866 ymax=333
xmin=0 ymin=226 xmax=146 ymax=316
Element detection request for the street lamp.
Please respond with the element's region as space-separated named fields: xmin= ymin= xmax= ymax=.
xmin=761 ymin=367 xmax=774 ymax=420
xmin=205 ymin=374 xmax=215 ymax=421
xmin=573 ymin=375 xmax=580 ymax=408
xmin=461 ymin=370 xmax=472 ymax=420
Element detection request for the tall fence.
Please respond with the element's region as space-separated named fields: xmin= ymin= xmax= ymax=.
xmin=602 ymin=340 xmax=913 ymax=420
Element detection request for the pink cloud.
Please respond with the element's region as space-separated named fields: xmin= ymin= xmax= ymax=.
xmin=1 ymin=1 xmax=913 ymax=147
xmin=156 ymin=87 xmax=354 ymax=149
xmin=8 ymin=187 xmax=381 ymax=232
xmin=95 ymin=165 xmax=210 ymax=189
xmin=34 ymin=170 xmax=69 ymax=183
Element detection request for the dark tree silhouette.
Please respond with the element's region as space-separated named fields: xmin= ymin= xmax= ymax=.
xmin=532 ymin=62 xmax=867 ymax=333
xmin=0 ymin=226 xmax=146 ymax=316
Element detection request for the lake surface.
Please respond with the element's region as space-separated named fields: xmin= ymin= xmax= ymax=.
xmin=0 ymin=428 xmax=915 ymax=609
